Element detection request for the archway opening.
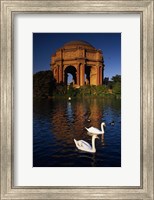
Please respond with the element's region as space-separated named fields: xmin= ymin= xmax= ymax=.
xmin=64 ymin=66 xmax=77 ymax=86
xmin=67 ymin=73 xmax=73 ymax=85
xmin=85 ymin=66 xmax=91 ymax=85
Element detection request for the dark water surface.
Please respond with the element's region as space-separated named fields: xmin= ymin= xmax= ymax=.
xmin=33 ymin=98 xmax=121 ymax=167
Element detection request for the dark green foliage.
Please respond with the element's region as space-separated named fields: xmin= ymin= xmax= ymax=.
xmin=112 ymin=82 xmax=121 ymax=94
xmin=33 ymin=70 xmax=121 ymax=98
xmin=111 ymin=74 xmax=121 ymax=83
xmin=110 ymin=75 xmax=121 ymax=95
xmin=54 ymin=82 xmax=67 ymax=96
xmin=33 ymin=70 xmax=55 ymax=98
xmin=77 ymin=85 xmax=108 ymax=97
xmin=67 ymin=84 xmax=78 ymax=97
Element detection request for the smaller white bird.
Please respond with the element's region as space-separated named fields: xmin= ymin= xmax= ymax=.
xmin=85 ymin=122 xmax=106 ymax=135
xmin=68 ymin=97 xmax=71 ymax=101
xmin=74 ymin=134 xmax=99 ymax=153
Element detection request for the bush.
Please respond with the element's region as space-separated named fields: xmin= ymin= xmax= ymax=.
xmin=112 ymin=82 xmax=121 ymax=94
xmin=33 ymin=70 xmax=55 ymax=98
xmin=33 ymin=71 xmax=121 ymax=98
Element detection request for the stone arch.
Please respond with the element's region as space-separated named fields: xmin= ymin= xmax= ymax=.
xmin=51 ymin=40 xmax=104 ymax=87
xmin=85 ymin=65 xmax=91 ymax=85
xmin=64 ymin=65 xmax=77 ymax=86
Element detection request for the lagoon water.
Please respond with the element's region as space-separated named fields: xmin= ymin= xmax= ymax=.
xmin=33 ymin=98 xmax=121 ymax=167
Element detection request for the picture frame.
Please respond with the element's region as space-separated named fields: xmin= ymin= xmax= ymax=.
xmin=0 ymin=0 xmax=153 ymax=199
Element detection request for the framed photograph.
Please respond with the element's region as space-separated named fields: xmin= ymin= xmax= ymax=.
xmin=0 ymin=0 xmax=153 ymax=199
xmin=33 ymin=32 xmax=121 ymax=168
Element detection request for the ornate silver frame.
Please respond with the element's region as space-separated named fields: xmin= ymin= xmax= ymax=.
xmin=0 ymin=0 xmax=153 ymax=199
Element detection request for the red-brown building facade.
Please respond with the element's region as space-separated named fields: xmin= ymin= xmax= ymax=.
xmin=51 ymin=40 xmax=104 ymax=87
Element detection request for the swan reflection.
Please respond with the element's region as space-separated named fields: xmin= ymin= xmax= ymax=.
xmin=33 ymin=98 xmax=121 ymax=167
xmin=101 ymin=134 xmax=105 ymax=146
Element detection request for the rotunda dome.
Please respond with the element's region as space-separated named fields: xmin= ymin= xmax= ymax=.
xmin=62 ymin=40 xmax=95 ymax=50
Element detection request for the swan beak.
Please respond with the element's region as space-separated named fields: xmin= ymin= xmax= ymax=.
xmin=96 ymin=136 xmax=99 ymax=139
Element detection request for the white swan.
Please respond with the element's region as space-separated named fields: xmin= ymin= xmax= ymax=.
xmin=85 ymin=122 xmax=106 ymax=135
xmin=74 ymin=135 xmax=99 ymax=153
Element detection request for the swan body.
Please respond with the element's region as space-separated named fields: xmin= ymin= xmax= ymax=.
xmin=85 ymin=122 xmax=106 ymax=135
xmin=74 ymin=135 xmax=99 ymax=153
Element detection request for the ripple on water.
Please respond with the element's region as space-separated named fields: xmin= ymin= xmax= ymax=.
xmin=33 ymin=98 xmax=121 ymax=167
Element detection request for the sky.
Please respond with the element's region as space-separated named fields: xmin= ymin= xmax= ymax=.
xmin=33 ymin=33 xmax=121 ymax=80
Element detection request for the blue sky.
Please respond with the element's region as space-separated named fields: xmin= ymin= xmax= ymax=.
xmin=33 ymin=33 xmax=121 ymax=80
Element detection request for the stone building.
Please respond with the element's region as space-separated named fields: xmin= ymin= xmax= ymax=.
xmin=51 ymin=40 xmax=104 ymax=87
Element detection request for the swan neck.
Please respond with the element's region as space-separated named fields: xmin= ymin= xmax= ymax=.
xmin=101 ymin=123 xmax=104 ymax=133
xmin=92 ymin=136 xmax=96 ymax=151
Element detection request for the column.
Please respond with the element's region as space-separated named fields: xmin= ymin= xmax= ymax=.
xmin=61 ymin=65 xmax=63 ymax=83
xmin=60 ymin=50 xmax=63 ymax=83
xmin=63 ymin=65 xmax=66 ymax=84
xmin=77 ymin=65 xmax=80 ymax=86
xmin=80 ymin=64 xmax=85 ymax=86
xmin=102 ymin=65 xmax=104 ymax=84
xmin=57 ymin=66 xmax=59 ymax=83
xmin=99 ymin=66 xmax=102 ymax=85
xmin=96 ymin=66 xmax=100 ymax=85
xmin=58 ymin=64 xmax=63 ymax=83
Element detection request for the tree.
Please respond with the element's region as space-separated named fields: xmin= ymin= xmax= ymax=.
xmin=111 ymin=75 xmax=121 ymax=83
xmin=111 ymin=75 xmax=121 ymax=95
xmin=33 ymin=70 xmax=55 ymax=98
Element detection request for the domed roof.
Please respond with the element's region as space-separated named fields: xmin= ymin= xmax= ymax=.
xmin=62 ymin=40 xmax=95 ymax=50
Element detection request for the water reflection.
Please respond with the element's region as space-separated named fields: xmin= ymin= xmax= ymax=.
xmin=101 ymin=134 xmax=105 ymax=145
xmin=33 ymin=98 xmax=121 ymax=167
xmin=67 ymin=101 xmax=75 ymax=123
